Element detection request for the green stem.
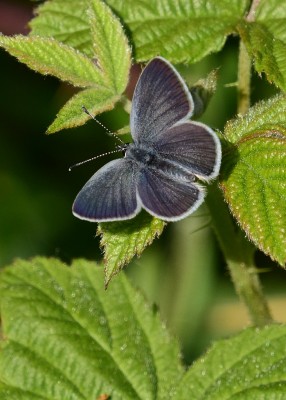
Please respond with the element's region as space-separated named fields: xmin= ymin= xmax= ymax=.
xmin=237 ymin=0 xmax=261 ymax=115
xmin=237 ymin=39 xmax=251 ymax=115
xmin=207 ymin=185 xmax=272 ymax=326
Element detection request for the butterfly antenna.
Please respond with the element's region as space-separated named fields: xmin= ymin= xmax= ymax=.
xmin=69 ymin=149 xmax=123 ymax=171
xmin=82 ymin=105 xmax=125 ymax=145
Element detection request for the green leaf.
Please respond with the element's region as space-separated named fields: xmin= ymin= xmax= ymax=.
xmin=174 ymin=324 xmax=286 ymax=399
xmin=0 ymin=34 xmax=104 ymax=88
xmin=30 ymin=0 xmax=93 ymax=56
xmin=256 ymin=0 xmax=286 ymax=44
xmin=30 ymin=0 xmax=131 ymax=94
xmin=107 ymin=0 xmax=249 ymax=63
xmin=221 ymin=94 xmax=286 ymax=266
xmin=47 ymin=87 xmax=119 ymax=133
xmin=1 ymin=0 xmax=132 ymax=133
xmin=238 ymin=21 xmax=286 ymax=91
xmin=97 ymin=212 xmax=165 ymax=287
xmin=0 ymin=257 xmax=183 ymax=399
xmin=88 ymin=0 xmax=131 ymax=94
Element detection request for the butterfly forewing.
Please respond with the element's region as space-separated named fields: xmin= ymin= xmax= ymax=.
xmin=130 ymin=57 xmax=194 ymax=143
xmin=72 ymin=159 xmax=140 ymax=221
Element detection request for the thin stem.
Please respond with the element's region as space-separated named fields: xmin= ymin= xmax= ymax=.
xmin=246 ymin=0 xmax=261 ymax=22
xmin=206 ymin=185 xmax=272 ymax=326
xmin=237 ymin=0 xmax=261 ymax=115
xmin=237 ymin=40 xmax=251 ymax=115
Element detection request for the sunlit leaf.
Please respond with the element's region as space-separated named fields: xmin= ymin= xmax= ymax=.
xmin=175 ymin=324 xmax=286 ymax=399
xmin=107 ymin=0 xmax=249 ymax=63
xmin=0 ymin=34 xmax=104 ymax=88
xmin=89 ymin=0 xmax=131 ymax=94
xmin=221 ymin=94 xmax=286 ymax=266
xmin=30 ymin=0 xmax=92 ymax=56
xmin=47 ymin=87 xmax=119 ymax=133
xmin=0 ymin=257 xmax=183 ymax=399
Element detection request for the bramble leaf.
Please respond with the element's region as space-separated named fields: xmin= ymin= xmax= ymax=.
xmin=221 ymin=94 xmax=286 ymax=266
xmin=30 ymin=0 xmax=92 ymax=56
xmin=238 ymin=22 xmax=286 ymax=91
xmin=1 ymin=1 xmax=131 ymax=133
xmin=175 ymin=324 xmax=286 ymax=399
xmin=107 ymin=0 xmax=249 ymax=63
xmin=97 ymin=212 xmax=165 ymax=287
xmin=0 ymin=34 xmax=104 ymax=88
xmin=88 ymin=0 xmax=131 ymax=94
xmin=0 ymin=257 xmax=183 ymax=399
xmin=47 ymin=87 xmax=119 ymax=133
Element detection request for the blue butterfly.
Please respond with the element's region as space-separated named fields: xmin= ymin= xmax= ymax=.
xmin=73 ymin=57 xmax=221 ymax=222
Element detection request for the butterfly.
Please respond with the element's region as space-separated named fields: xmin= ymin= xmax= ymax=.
xmin=72 ymin=57 xmax=221 ymax=222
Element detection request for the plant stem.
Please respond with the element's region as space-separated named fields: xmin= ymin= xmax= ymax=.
xmin=207 ymin=185 xmax=272 ymax=326
xmin=237 ymin=0 xmax=261 ymax=115
xmin=237 ymin=40 xmax=251 ymax=115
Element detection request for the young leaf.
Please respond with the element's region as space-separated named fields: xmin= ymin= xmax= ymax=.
xmin=97 ymin=212 xmax=165 ymax=287
xmin=0 ymin=35 xmax=104 ymax=88
xmin=88 ymin=0 xmax=131 ymax=94
xmin=174 ymin=324 xmax=286 ymax=399
xmin=238 ymin=21 xmax=286 ymax=91
xmin=30 ymin=0 xmax=93 ymax=57
xmin=2 ymin=1 xmax=132 ymax=133
xmin=107 ymin=0 xmax=249 ymax=63
xmin=0 ymin=257 xmax=183 ymax=400
xmin=47 ymin=87 xmax=119 ymax=133
xmin=221 ymin=94 xmax=286 ymax=266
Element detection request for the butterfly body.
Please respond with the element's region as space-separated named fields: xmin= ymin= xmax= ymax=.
xmin=73 ymin=57 xmax=221 ymax=222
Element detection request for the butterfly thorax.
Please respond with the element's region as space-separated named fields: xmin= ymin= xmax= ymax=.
xmin=126 ymin=143 xmax=195 ymax=182
xmin=126 ymin=143 xmax=156 ymax=165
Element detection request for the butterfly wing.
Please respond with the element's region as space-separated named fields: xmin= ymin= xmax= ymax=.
xmin=72 ymin=159 xmax=141 ymax=222
xmin=155 ymin=121 xmax=221 ymax=180
xmin=138 ymin=167 xmax=205 ymax=221
xmin=130 ymin=57 xmax=194 ymax=143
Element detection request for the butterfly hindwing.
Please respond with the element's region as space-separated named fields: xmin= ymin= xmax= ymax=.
xmin=137 ymin=167 xmax=205 ymax=221
xmin=154 ymin=121 xmax=221 ymax=180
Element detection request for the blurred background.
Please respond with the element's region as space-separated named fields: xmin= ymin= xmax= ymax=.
xmin=1 ymin=0 xmax=285 ymax=365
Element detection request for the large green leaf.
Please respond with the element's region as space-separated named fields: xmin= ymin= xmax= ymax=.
xmin=2 ymin=258 xmax=286 ymax=399
xmin=30 ymin=0 xmax=249 ymax=63
xmin=107 ymin=0 xmax=249 ymax=62
xmin=175 ymin=324 xmax=286 ymax=399
xmin=0 ymin=257 xmax=183 ymax=399
xmin=221 ymin=94 xmax=286 ymax=266
xmin=97 ymin=212 xmax=165 ymax=287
